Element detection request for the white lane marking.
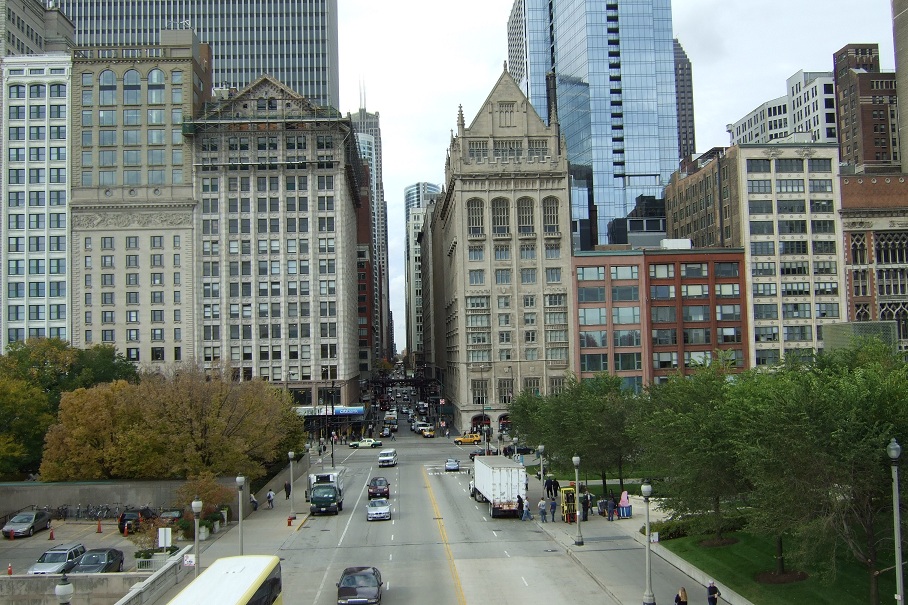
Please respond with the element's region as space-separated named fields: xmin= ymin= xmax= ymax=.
xmin=492 ymin=530 xmax=498 ymax=537
xmin=338 ymin=465 xmax=372 ymax=547
xmin=504 ymin=550 xmax=510 ymax=558
xmin=391 ymin=534 xmax=394 ymax=541
xmin=389 ymin=553 xmax=393 ymax=561
xmin=482 ymin=516 xmax=488 ymax=522
xmin=474 ymin=505 xmax=479 ymax=510
xmin=522 ymin=577 xmax=528 ymax=587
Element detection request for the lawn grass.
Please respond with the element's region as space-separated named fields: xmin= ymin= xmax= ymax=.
xmin=660 ymin=531 xmax=893 ymax=605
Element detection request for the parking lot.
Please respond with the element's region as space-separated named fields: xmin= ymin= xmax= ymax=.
xmin=1 ymin=518 xmax=150 ymax=575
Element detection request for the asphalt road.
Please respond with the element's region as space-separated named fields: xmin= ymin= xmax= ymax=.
xmin=280 ymin=429 xmax=615 ymax=604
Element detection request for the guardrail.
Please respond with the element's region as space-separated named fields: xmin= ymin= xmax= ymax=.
xmin=114 ymin=545 xmax=193 ymax=605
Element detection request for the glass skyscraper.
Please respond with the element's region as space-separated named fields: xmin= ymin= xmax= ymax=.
xmin=508 ymin=0 xmax=678 ymax=248
xmin=57 ymin=0 xmax=339 ymax=107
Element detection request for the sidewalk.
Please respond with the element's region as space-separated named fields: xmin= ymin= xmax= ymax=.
xmin=531 ymin=492 xmax=754 ymax=605
xmin=155 ymin=474 xmax=310 ymax=603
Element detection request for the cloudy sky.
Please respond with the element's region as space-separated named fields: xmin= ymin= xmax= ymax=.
xmin=336 ymin=0 xmax=895 ymax=352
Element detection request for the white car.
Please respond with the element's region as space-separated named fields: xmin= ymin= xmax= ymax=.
xmin=366 ymin=498 xmax=391 ymax=521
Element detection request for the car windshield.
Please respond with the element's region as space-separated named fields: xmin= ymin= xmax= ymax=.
xmin=312 ymin=486 xmax=336 ymax=497
xmin=368 ymin=499 xmax=388 ymax=508
xmin=161 ymin=511 xmax=180 ymax=518
xmin=447 ymin=459 xmax=457 ymax=463
xmin=343 ymin=573 xmax=378 ymax=587
xmin=9 ymin=514 xmax=34 ymax=523
xmin=372 ymin=479 xmax=387 ymax=486
xmin=37 ymin=552 xmax=67 ymax=563
xmin=81 ymin=554 xmax=103 ymax=565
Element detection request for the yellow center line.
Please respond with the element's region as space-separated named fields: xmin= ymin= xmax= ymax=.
xmin=422 ymin=465 xmax=467 ymax=605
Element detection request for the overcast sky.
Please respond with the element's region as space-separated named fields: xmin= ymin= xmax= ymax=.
xmin=336 ymin=0 xmax=895 ymax=353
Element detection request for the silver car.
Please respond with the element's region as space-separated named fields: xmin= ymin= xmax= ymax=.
xmin=28 ymin=543 xmax=86 ymax=574
xmin=2 ymin=510 xmax=52 ymax=538
xmin=366 ymin=498 xmax=391 ymax=521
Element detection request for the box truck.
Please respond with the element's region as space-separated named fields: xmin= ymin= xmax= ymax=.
xmin=469 ymin=457 xmax=526 ymax=518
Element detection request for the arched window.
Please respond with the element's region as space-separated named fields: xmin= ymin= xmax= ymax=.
xmin=543 ymin=197 xmax=560 ymax=233
xmin=98 ymin=70 xmax=116 ymax=105
xmin=123 ymin=70 xmax=141 ymax=105
xmin=491 ymin=198 xmax=510 ymax=235
xmin=29 ymin=84 xmax=46 ymax=99
xmin=147 ymin=69 xmax=165 ymax=104
xmin=517 ymin=197 xmax=535 ymax=234
xmin=467 ymin=199 xmax=484 ymax=236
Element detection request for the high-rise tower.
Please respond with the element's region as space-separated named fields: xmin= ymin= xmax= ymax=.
xmin=403 ymin=182 xmax=440 ymax=367
xmin=57 ymin=0 xmax=339 ymax=107
xmin=508 ymin=0 xmax=679 ymax=249
xmin=674 ymin=39 xmax=696 ymax=160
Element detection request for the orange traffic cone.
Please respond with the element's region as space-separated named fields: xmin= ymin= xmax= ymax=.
xmin=48 ymin=527 xmax=54 ymax=540
xmin=96 ymin=519 xmax=102 ymax=533
xmin=8 ymin=530 xmax=13 ymax=541
xmin=7 ymin=563 xmax=11 ymax=575
xmin=287 ymin=516 xmax=292 ymax=526
xmin=124 ymin=524 xmax=129 ymax=537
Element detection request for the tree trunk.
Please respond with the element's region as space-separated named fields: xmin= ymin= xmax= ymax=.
xmin=616 ymin=454 xmax=625 ymax=493
xmin=775 ymin=534 xmax=785 ymax=575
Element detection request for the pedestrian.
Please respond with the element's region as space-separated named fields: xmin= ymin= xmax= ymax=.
xmin=445 ymin=429 xmax=450 ymax=439
xmin=552 ymin=478 xmax=560 ymax=494
xmin=516 ymin=494 xmax=524 ymax=520
xmin=250 ymin=494 xmax=259 ymax=511
xmin=674 ymin=587 xmax=688 ymax=605
xmin=266 ymin=488 xmax=275 ymax=509
xmin=706 ymin=581 xmax=721 ymax=605
xmin=524 ymin=475 xmax=529 ymax=493
xmin=606 ymin=494 xmax=616 ymax=521
xmin=580 ymin=487 xmax=590 ymax=522
xmin=549 ymin=497 xmax=557 ymax=522
xmin=538 ymin=497 xmax=547 ymax=522
xmin=284 ymin=480 xmax=291 ymax=500
xmin=544 ymin=476 xmax=554 ymax=498
xmin=522 ymin=499 xmax=533 ymax=521
xmin=390 ymin=432 xmax=396 ymax=441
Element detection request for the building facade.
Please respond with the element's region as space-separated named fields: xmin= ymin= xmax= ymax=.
xmin=573 ymin=246 xmax=748 ymax=388
xmin=2 ymin=53 xmax=73 ymax=346
xmin=403 ymin=181 xmax=440 ymax=366
xmin=840 ymin=176 xmax=908 ymax=351
xmin=67 ymin=30 xmax=211 ymax=369
xmin=428 ymin=70 xmax=573 ymax=436
xmin=57 ymin=0 xmax=339 ymax=107
xmin=507 ymin=0 xmax=679 ymax=249
xmin=834 ymin=44 xmax=899 ymax=174
xmin=664 ymin=144 xmax=847 ymax=366
xmin=181 ymin=75 xmax=367 ymax=407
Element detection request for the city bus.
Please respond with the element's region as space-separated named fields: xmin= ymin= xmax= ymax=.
xmin=167 ymin=555 xmax=281 ymax=605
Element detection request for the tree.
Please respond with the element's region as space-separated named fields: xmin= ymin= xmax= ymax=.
xmin=730 ymin=340 xmax=908 ymax=604
xmin=634 ymin=360 xmax=749 ymax=540
xmin=0 ymin=338 xmax=77 ymax=410
xmin=175 ymin=471 xmax=234 ymax=517
xmin=0 ymin=376 xmax=52 ymax=476
xmin=70 ymin=344 xmax=139 ymax=390
xmin=41 ymin=365 xmax=304 ymax=481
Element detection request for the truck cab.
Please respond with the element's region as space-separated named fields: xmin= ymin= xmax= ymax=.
xmin=306 ymin=470 xmax=345 ymax=515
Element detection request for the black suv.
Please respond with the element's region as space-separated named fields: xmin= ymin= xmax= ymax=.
xmin=117 ymin=507 xmax=157 ymax=534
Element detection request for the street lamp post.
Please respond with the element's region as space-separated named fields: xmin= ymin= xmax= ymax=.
xmin=54 ymin=571 xmax=73 ymax=604
xmin=642 ymin=479 xmax=655 ymax=605
xmin=319 ymin=438 xmax=325 ymax=470
xmin=288 ymin=451 xmax=296 ymax=517
xmin=235 ymin=476 xmax=245 ymax=556
xmin=191 ymin=497 xmax=203 ymax=578
xmin=889 ymin=438 xmax=904 ymax=604
xmin=538 ymin=444 xmax=545 ymax=480
xmin=572 ymin=455 xmax=584 ymax=546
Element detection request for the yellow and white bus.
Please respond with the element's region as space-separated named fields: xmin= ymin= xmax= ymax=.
xmin=168 ymin=555 xmax=282 ymax=605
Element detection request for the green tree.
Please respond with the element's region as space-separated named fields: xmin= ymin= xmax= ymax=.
xmin=70 ymin=344 xmax=139 ymax=390
xmin=634 ymin=361 xmax=749 ymax=540
xmin=730 ymin=340 xmax=908 ymax=605
xmin=0 ymin=376 xmax=52 ymax=476
xmin=0 ymin=338 xmax=77 ymax=410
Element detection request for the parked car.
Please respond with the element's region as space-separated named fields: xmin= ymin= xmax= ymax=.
xmin=503 ymin=444 xmax=535 ymax=456
xmin=368 ymin=477 xmax=390 ymax=499
xmin=469 ymin=448 xmax=486 ymax=461
xmin=366 ymin=498 xmax=391 ymax=522
xmin=70 ymin=548 xmax=124 ymax=573
xmin=337 ymin=566 xmax=383 ymax=604
xmin=117 ymin=507 xmax=157 ymax=534
xmin=28 ymin=542 xmax=86 ymax=574
xmin=422 ymin=428 xmax=436 ymax=438
xmin=445 ymin=459 xmax=460 ymax=472
xmin=159 ymin=509 xmax=184 ymax=524
xmin=351 ymin=438 xmax=383 ymax=449
xmin=2 ymin=510 xmax=52 ymax=538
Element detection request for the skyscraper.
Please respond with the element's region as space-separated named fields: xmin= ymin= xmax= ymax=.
xmin=57 ymin=0 xmax=339 ymax=107
xmin=403 ymin=182 xmax=440 ymax=365
xmin=674 ymin=39 xmax=696 ymax=160
xmin=508 ymin=0 xmax=679 ymax=249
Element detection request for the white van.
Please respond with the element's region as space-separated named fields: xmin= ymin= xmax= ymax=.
xmin=378 ymin=449 xmax=398 ymax=467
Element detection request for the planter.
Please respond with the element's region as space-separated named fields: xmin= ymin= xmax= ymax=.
xmin=221 ymin=510 xmax=228 ymax=524
xmin=211 ymin=520 xmax=220 ymax=533
xmin=198 ymin=526 xmax=209 ymax=541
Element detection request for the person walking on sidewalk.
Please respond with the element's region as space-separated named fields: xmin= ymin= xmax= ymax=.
xmin=538 ymin=497 xmax=547 ymax=522
xmin=674 ymin=586 xmax=688 ymax=605
xmin=706 ymin=581 xmax=721 ymax=605
xmin=606 ymin=494 xmax=616 ymax=521
xmin=250 ymin=494 xmax=259 ymax=511
xmin=284 ymin=481 xmax=291 ymax=500
xmin=266 ymin=489 xmax=275 ymax=509
xmin=516 ymin=495 xmax=524 ymax=520
xmin=549 ymin=497 xmax=557 ymax=521
xmin=544 ymin=476 xmax=554 ymax=498
xmin=580 ymin=487 xmax=591 ymax=522
xmin=521 ymin=498 xmax=533 ymax=521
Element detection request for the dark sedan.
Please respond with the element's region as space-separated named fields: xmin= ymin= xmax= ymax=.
xmin=70 ymin=548 xmax=124 ymax=573
xmin=337 ymin=566 xmax=383 ymax=605
xmin=2 ymin=510 xmax=52 ymax=538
